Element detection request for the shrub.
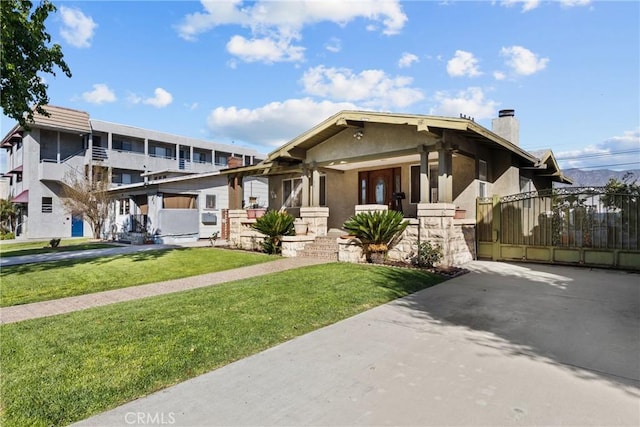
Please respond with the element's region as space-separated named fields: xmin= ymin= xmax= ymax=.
xmin=343 ymin=210 xmax=409 ymax=263
xmin=1 ymin=232 xmax=15 ymax=240
xmin=251 ymin=210 xmax=295 ymax=254
xmin=49 ymin=238 xmax=61 ymax=248
xmin=412 ymin=241 xmax=443 ymax=268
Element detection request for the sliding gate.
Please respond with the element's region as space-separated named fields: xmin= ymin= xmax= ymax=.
xmin=477 ymin=187 xmax=640 ymax=270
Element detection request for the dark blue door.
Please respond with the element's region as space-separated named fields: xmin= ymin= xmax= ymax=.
xmin=71 ymin=215 xmax=84 ymax=237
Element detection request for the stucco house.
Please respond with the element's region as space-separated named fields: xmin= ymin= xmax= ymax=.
xmin=0 ymin=105 xmax=265 ymax=240
xmin=107 ymin=169 xmax=267 ymax=244
xmin=224 ymin=109 xmax=572 ymax=264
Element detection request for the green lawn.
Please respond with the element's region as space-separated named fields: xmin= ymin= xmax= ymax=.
xmin=0 ymin=248 xmax=274 ymax=307
xmin=0 ymin=263 xmax=444 ymax=427
xmin=0 ymin=238 xmax=116 ymax=257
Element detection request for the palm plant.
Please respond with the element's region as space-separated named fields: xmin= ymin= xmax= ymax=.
xmin=343 ymin=210 xmax=409 ymax=263
xmin=251 ymin=210 xmax=295 ymax=254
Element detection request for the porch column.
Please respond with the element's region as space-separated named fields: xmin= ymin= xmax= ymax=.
xmin=419 ymin=148 xmax=430 ymax=203
xmin=228 ymin=175 xmax=244 ymax=209
xmin=437 ymin=144 xmax=453 ymax=203
xmin=301 ymin=174 xmax=310 ymax=207
xmin=311 ymin=168 xmax=321 ymax=207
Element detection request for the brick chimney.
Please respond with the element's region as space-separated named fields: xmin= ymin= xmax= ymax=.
xmin=491 ymin=109 xmax=519 ymax=146
xmin=227 ymin=156 xmax=243 ymax=168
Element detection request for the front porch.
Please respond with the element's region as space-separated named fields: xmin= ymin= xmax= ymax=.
xmin=226 ymin=203 xmax=475 ymax=266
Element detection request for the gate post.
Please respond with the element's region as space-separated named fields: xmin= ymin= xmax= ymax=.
xmin=491 ymin=195 xmax=501 ymax=261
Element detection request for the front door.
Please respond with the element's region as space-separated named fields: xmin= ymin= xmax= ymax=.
xmin=359 ymin=168 xmax=401 ymax=210
xmin=71 ymin=215 xmax=84 ymax=237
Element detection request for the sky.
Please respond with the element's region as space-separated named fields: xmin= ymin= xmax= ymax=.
xmin=2 ymin=0 xmax=639 ymax=173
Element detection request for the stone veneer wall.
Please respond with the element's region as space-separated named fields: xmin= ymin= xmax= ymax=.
xmin=339 ymin=203 xmax=475 ymax=267
xmin=300 ymin=207 xmax=329 ymax=236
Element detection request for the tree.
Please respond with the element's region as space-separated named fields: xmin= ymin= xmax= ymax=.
xmin=1 ymin=0 xmax=72 ymax=128
xmin=60 ymin=167 xmax=111 ymax=239
xmin=0 ymin=199 xmax=17 ymax=234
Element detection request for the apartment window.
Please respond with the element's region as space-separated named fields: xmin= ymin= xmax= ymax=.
xmin=122 ymin=173 xmax=132 ymax=184
xmin=119 ymin=199 xmax=130 ymax=215
xmin=215 ymin=153 xmax=229 ymax=166
xmin=42 ymin=197 xmax=53 ymax=213
xmin=16 ymin=172 xmax=22 ymax=183
xmin=283 ymin=178 xmax=303 ymax=208
xmin=205 ymin=195 xmax=216 ymax=209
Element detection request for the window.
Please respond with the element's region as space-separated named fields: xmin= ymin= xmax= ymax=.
xmin=410 ymin=165 xmax=420 ymax=204
xmin=319 ymin=175 xmax=326 ymax=206
xmin=479 ymin=182 xmax=487 ymax=198
xmin=16 ymin=172 xmax=22 ymax=183
xmin=205 ymin=195 xmax=216 ymax=209
xmin=479 ymin=160 xmax=488 ymax=182
xmin=122 ymin=173 xmax=132 ymax=185
xmin=119 ymin=199 xmax=130 ymax=215
xmin=283 ymin=178 xmax=303 ymax=208
xmin=42 ymin=197 xmax=53 ymax=213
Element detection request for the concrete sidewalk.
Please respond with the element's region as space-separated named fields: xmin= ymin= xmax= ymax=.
xmin=75 ymin=261 xmax=640 ymax=427
xmin=0 ymin=256 xmax=328 ymax=324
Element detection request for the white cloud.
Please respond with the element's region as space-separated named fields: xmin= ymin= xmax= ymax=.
xmin=301 ymin=65 xmax=424 ymax=109
xmin=500 ymin=45 xmax=549 ymax=75
xmin=176 ymin=0 xmax=407 ymax=63
xmin=499 ymin=0 xmax=541 ymax=12
xmin=325 ymin=37 xmax=342 ymax=53
xmin=557 ymin=129 xmax=640 ymax=170
xmin=59 ymin=6 xmax=97 ymax=48
xmin=143 ymin=88 xmax=173 ymax=108
xmin=493 ymin=71 xmax=507 ymax=80
xmin=129 ymin=88 xmax=174 ymax=108
xmin=82 ymin=84 xmax=116 ymax=104
xmin=447 ymin=50 xmax=482 ymax=77
xmin=207 ymin=98 xmax=358 ymax=147
xmin=559 ymin=0 xmax=591 ymax=8
xmin=226 ymin=35 xmax=305 ymax=63
xmin=398 ymin=52 xmax=419 ymax=68
xmin=430 ymin=87 xmax=499 ymax=120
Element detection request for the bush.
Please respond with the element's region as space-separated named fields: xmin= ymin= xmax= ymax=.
xmin=412 ymin=241 xmax=443 ymax=268
xmin=1 ymin=232 xmax=15 ymax=240
xmin=251 ymin=210 xmax=295 ymax=254
xmin=49 ymin=238 xmax=61 ymax=248
xmin=343 ymin=210 xmax=409 ymax=263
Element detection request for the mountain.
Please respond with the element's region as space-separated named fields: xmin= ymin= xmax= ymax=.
xmin=561 ymin=168 xmax=640 ymax=187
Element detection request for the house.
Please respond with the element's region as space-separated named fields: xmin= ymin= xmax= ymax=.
xmin=107 ymin=169 xmax=268 ymax=244
xmin=0 ymin=105 xmax=266 ymax=240
xmin=223 ymin=109 xmax=572 ymax=264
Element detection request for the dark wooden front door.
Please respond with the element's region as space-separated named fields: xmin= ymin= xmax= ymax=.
xmin=359 ymin=167 xmax=401 ymax=210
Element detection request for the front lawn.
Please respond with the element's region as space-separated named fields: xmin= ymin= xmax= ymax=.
xmin=0 ymin=248 xmax=274 ymax=307
xmin=0 ymin=263 xmax=444 ymax=427
xmin=0 ymin=238 xmax=114 ymax=257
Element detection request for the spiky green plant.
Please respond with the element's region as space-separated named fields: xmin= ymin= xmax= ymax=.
xmin=251 ymin=210 xmax=295 ymax=254
xmin=343 ymin=210 xmax=409 ymax=262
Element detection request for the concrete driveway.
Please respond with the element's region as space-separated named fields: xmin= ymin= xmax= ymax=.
xmin=76 ymin=261 xmax=640 ymax=426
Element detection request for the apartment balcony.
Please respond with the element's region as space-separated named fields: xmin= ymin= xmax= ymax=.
xmin=38 ymin=158 xmax=85 ymax=182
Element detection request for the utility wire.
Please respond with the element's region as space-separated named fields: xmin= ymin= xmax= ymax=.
xmin=556 ymin=149 xmax=640 ymax=160
xmin=559 ymin=161 xmax=640 ymax=170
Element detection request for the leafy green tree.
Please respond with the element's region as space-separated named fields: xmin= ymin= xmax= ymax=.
xmin=1 ymin=0 xmax=72 ymax=128
xmin=343 ymin=210 xmax=409 ymax=263
xmin=602 ymin=172 xmax=640 ymax=210
xmin=0 ymin=198 xmax=17 ymax=234
xmin=251 ymin=210 xmax=295 ymax=254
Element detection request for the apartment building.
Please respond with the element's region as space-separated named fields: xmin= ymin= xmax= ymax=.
xmin=1 ymin=106 xmax=265 ymax=240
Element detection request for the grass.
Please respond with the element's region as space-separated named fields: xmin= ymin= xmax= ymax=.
xmin=0 ymin=263 xmax=444 ymax=427
xmin=0 ymin=238 xmax=116 ymax=257
xmin=0 ymin=248 xmax=274 ymax=307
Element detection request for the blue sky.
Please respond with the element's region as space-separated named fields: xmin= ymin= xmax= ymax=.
xmin=2 ymin=0 xmax=639 ymax=172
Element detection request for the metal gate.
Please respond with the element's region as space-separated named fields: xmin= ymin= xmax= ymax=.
xmin=477 ymin=187 xmax=640 ymax=270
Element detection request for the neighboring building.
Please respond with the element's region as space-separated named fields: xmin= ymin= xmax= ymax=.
xmin=226 ymin=109 xmax=572 ymax=264
xmin=107 ymin=172 xmax=268 ymax=244
xmin=0 ymin=105 xmax=266 ymax=240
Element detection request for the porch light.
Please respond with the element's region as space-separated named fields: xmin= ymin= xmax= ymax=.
xmin=353 ymin=129 xmax=364 ymax=140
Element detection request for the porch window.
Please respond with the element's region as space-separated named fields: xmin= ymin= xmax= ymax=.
xmin=410 ymin=164 xmax=438 ymax=203
xmin=205 ymin=194 xmax=216 ymax=209
xmin=283 ymin=178 xmax=303 ymax=208
xmin=319 ymin=175 xmax=326 ymax=206
xmin=410 ymin=165 xmax=420 ymax=204
xmin=42 ymin=197 xmax=53 ymax=213
xmin=119 ymin=199 xmax=130 ymax=215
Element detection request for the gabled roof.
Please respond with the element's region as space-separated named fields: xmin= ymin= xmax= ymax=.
xmin=533 ymin=149 xmax=574 ymax=184
xmin=266 ymin=110 xmax=540 ymax=165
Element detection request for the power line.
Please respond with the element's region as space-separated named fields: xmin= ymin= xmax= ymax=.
xmin=556 ymin=149 xmax=640 ymax=161
xmin=559 ymin=161 xmax=640 ymax=170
